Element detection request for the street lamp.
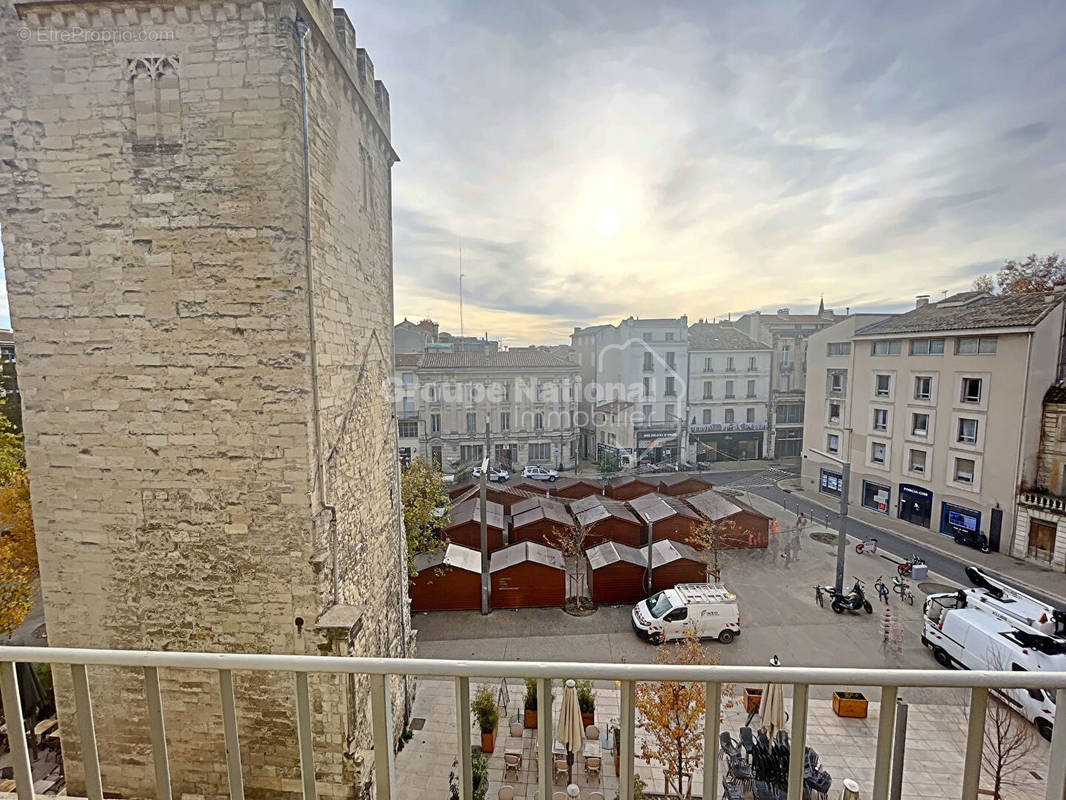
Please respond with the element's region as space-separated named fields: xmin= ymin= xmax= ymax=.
xmin=808 ymin=448 xmax=849 ymax=595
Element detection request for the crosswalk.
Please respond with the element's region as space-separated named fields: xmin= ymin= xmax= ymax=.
xmin=714 ymin=467 xmax=798 ymax=490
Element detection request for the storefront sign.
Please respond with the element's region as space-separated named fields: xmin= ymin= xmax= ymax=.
xmin=940 ymin=502 xmax=981 ymax=537
xmin=898 ymin=484 xmax=933 ymax=528
xmin=690 ymin=422 xmax=768 ymax=433
xmin=862 ymin=480 xmax=891 ymax=514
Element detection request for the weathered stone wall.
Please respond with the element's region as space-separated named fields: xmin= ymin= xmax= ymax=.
xmin=0 ymin=1 xmax=408 ymax=798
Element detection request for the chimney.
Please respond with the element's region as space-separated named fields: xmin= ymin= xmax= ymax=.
xmin=777 ymin=307 xmax=790 ymax=319
xmin=916 ymin=295 xmax=930 ymax=308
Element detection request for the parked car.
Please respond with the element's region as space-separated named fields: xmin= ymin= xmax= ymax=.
xmin=521 ymin=465 xmax=558 ymax=482
xmin=472 ymin=465 xmax=509 ymax=482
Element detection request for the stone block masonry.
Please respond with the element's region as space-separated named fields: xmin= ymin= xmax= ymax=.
xmin=0 ymin=1 xmax=410 ymax=799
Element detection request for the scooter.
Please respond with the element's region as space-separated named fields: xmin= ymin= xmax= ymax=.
xmin=953 ymin=528 xmax=990 ymax=553
xmin=826 ymin=578 xmax=874 ymax=614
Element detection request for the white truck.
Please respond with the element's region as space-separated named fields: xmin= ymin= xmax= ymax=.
xmin=631 ymin=583 xmax=741 ymax=644
xmin=922 ymin=569 xmax=1063 ymax=740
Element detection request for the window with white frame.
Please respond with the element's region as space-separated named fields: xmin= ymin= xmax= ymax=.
xmin=875 ymin=374 xmax=891 ymax=397
xmin=431 ymin=413 xmax=441 ymax=433
xmin=725 ymin=408 xmax=735 ymax=423
xmin=398 ymin=420 xmax=417 ymax=438
xmin=466 ymin=412 xmax=477 ymax=433
xmin=746 ymin=379 xmax=756 ymax=397
xmin=909 ymin=449 xmax=927 ymax=473
xmin=534 ymin=412 xmax=544 ymax=430
xmin=500 ymin=411 xmax=510 ymax=431
xmin=957 ymin=337 xmax=997 ymax=355
xmin=702 ymin=409 xmax=712 ymax=424
xmin=665 ymin=377 xmax=677 ymax=396
xmin=643 ymin=352 xmax=654 ymax=371
xmin=665 ymin=403 xmax=675 ymax=419
xmin=726 ymin=356 xmax=735 ymax=371
xmin=428 ymin=385 xmax=437 ymax=401
xmin=529 ymin=443 xmax=550 ymax=461
xmin=873 ymin=408 xmax=888 ymax=431
xmin=748 ymin=356 xmax=757 ymax=370
xmin=871 ymin=442 xmax=887 ymax=464
xmin=665 ymin=332 xmax=675 ymax=342
xmin=746 ymin=407 xmax=755 ymax=423
xmin=827 ymin=342 xmax=851 ymax=356
xmin=957 ymin=417 xmax=978 ymax=444
xmin=781 ymin=344 xmax=792 ymax=366
xmin=666 ymin=351 xmax=676 ymax=369
xmin=725 ymin=380 xmax=735 ymax=398
xmin=704 ymin=356 xmax=713 ymax=372
xmin=827 ymin=433 xmax=840 ymax=453
xmin=954 ymin=457 xmax=975 ymax=484
xmin=961 ymin=377 xmax=982 ymax=404
xmin=872 ymin=340 xmax=901 ymax=356
xmin=643 ymin=377 xmax=652 ymax=397
xmin=643 ymin=404 xmax=653 ymax=420
xmin=460 ymin=444 xmax=483 ymax=462
xmin=914 ymin=376 xmax=932 ymax=400
xmin=828 ymin=401 xmax=841 ymax=423
xmin=830 ymin=371 xmax=845 ymax=393
xmin=912 ymin=412 xmax=929 ymax=436
xmin=703 ymin=381 xmax=713 ymax=399
xmin=910 ymin=339 xmax=945 ymax=355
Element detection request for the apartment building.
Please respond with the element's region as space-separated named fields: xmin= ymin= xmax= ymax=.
xmin=801 ymin=291 xmax=1066 ymax=556
xmin=736 ymin=302 xmax=841 ymax=458
xmin=572 ymin=316 xmax=689 ymax=464
xmin=393 ymin=349 xmax=580 ymax=472
xmin=686 ymin=321 xmax=772 ymax=462
xmin=1013 ymin=385 xmax=1066 ymax=569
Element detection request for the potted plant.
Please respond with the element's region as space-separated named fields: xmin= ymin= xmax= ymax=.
xmin=448 ymin=751 xmax=488 ymax=800
xmin=832 ymin=691 xmax=868 ymax=718
xmin=576 ymin=680 xmax=595 ymax=728
xmin=471 ymin=685 xmax=499 ymax=753
xmin=523 ymin=677 xmax=553 ymax=728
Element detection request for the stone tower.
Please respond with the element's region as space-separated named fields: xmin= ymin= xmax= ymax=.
xmin=0 ymin=1 xmax=410 ymax=798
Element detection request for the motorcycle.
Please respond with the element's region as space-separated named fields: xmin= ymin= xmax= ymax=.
xmin=953 ymin=528 xmax=990 ymax=553
xmin=820 ymin=578 xmax=874 ymax=614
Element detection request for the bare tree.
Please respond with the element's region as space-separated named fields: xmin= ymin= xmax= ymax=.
xmin=973 ymin=253 xmax=1066 ymax=295
xmin=547 ymin=518 xmax=593 ymax=610
xmin=982 ymin=652 xmax=1040 ymax=799
xmin=688 ymin=518 xmax=747 ymax=582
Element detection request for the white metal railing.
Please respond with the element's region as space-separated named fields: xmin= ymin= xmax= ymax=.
xmin=1 ymin=646 xmax=1065 ymax=800
xmin=1020 ymin=491 xmax=1066 ymax=513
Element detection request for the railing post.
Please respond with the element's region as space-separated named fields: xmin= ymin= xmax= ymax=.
xmin=619 ymin=679 xmax=635 ymax=800
xmin=0 ymin=661 xmax=34 ymax=800
xmin=71 ymin=664 xmax=104 ymax=800
xmin=294 ymin=672 xmax=318 ymax=800
xmin=702 ymin=681 xmax=721 ymax=800
xmin=872 ymin=685 xmax=898 ymax=800
xmin=785 ymin=684 xmax=808 ymax=800
xmin=536 ymin=678 xmax=553 ymax=799
xmin=218 ymin=669 xmax=245 ymax=800
xmin=370 ymin=673 xmax=395 ymax=800
xmin=143 ymin=666 xmax=173 ymax=800
xmin=454 ymin=677 xmax=472 ymax=800
xmin=961 ymin=687 xmax=987 ymax=800
xmin=1046 ymin=695 xmax=1066 ymax=800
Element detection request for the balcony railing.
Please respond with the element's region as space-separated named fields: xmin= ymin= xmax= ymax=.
xmin=1020 ymin=490 xmax=1066 ymax=513
xmin=1 ymin=646 xmax=1065 ymax=800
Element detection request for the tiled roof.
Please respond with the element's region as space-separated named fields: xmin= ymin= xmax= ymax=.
xmin=418 ymin=350 xmax=578 ymax=369
xmin=395 ymin=353 xmax=422 ymax=367
xmin=1044 ymin=384 xmax=1066 ymax=404
xmin=688 ymin=323 xmax=769 ymax=352
xmin=856 ymin=291 xmax=1063 ymax=336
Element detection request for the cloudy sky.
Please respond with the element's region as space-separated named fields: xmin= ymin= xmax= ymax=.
xmin=346 ymin=0 xmax=1064 ymax=345
xmin=1 ymin=1 xmax=1062 ymax=343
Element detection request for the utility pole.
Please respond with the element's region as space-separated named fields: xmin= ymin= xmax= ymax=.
xmin=645 ymin=521 xmax=654 ymax=593
xmin=809 ymin=448 xmax=849 ymax=594
xmin=479 ymin=421 xmax=490 ymax=615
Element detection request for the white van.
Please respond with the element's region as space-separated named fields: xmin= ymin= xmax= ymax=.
xmin=631 ymin=583 xmax=740 ymax=644
xmin=923 ymin=591 xmax=1062 ymax=740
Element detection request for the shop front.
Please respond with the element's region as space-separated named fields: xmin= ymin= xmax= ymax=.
xmin=690 ymin=423 xmax=765 ymax=463
xmin=861 ymin=480 xmax=891 ymax=515
xmin=940 ymin=502 xmax=982 ymax=538
xmin=636 ymin=427 xmax=681 ymax=464
xmin=898 ymin=484 xmax=933 ymax=528
xmin=819 ymin=468 xmax=844 ymax=498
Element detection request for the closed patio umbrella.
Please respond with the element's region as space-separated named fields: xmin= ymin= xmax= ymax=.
xmin=559 ymin=679 xmax=584 ymax=783
xmin=760 ymin=655 xmax=786 ymax=738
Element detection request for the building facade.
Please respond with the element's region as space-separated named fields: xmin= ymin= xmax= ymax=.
xmin=1013 ymin=385 xmax=1066 ymax=569
xmin=393 ymin=349 xmax=580 ymax=472
xmin=685 ymin=321 xmax=771 ymax=462
xmin=1 ymin=3 xmax=409 ymax=798
xmin=736 ymin=303 xmax=840 ymax=458
xmin=572 ymin=316 xmax=689 ymax=465
xmin=801 ymin=292 xmax=1066 ymax=558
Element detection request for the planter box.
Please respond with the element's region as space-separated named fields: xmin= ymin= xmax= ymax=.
xmin=743 ymin=687 xmax=763 ymax=714
xmin=480 ymin=727 xmax=497 ymax=754
xmin=832 ymin=691 xmax=868 ymax=718
xmin=524 ymin=709 xmax=537 ymax=729
xmin=581 ymin=711 xmax=595 ymax=729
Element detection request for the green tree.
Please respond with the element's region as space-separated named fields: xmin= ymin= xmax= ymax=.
xmin=400 ymin=457 xmax=450 ymax=578
xmin=973 ymin=253 xmax=1066 ymax=294
xmin=0 ymin=413 xmax=35 ymax=637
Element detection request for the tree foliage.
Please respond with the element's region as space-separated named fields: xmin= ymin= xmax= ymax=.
xmin=0 ymin=413 xmax=36 ymax=637
xmin=974 ymin=253 xmax=1066 ymax=295
xmin=400 ymin=457 xmax=450 ymax=578
xmin=635 ymin=631 xmax=733 ymax=799
xmin=688 ymin=518 xmax=748 ymax=582
xmin=547 ymin=518 xmax=593 ymax=608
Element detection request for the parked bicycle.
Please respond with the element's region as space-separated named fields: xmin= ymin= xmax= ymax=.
xmin=892 ymin=575 xmax=914 ymax=605
xmin=855 ymin=537 xmax=878 ymax=554
xmin=873 ymin=576 xmax=890 ymax=604
xmin=897 ymin=554 xmax=925 ymax=577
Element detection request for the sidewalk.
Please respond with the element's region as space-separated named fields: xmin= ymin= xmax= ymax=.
xmin=780 ymin=478 xmax=1066 ymax=605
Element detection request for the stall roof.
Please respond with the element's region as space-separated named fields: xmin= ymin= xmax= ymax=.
xmin=570 ymin=495 xmax=640 ymax=527
xmin=489 ymin=541 xmax=566 ymax=573
xmin=447 ymin=497 xmax=505 ymax=530
xmin=611 ymin=476 xmax=657 ymax=489
xmin=586 ymin=541 xmax=646 ymax=570
xmin=512 ymin=498 xmax=573 ymax=529
xmin=629 ymin=493 xmax=701 ymax=524
xmin=659 ymin=473 xmax=713 ymax=489
xmin=645 ymin=539 xmax=702 ymax=567
xmin=413 ymin=543 xmax=481 ymax=574
xmin=684 ymin=490 xmax=743 ymax=521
